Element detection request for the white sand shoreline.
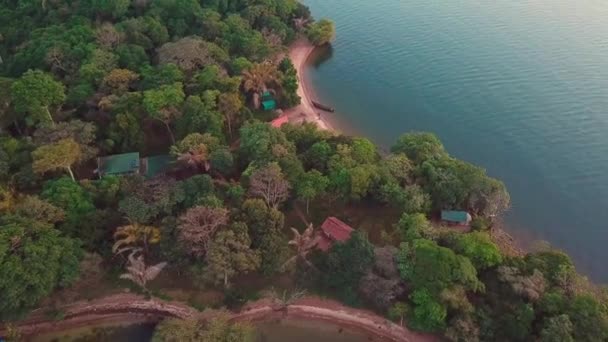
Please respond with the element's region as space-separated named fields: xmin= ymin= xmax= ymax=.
xmin=284 ymin=39 xmax=335 ymax=131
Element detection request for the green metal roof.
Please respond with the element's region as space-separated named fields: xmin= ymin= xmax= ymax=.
xmin=99 ymin=152 xmax=140 ymax=175
xmin=262 ymin=99 xmax=276 ymax=111
xmin=441 ymin=210 xmax=470 ymax=223
xmin=144 ymin=155 xmax=173 ymax=178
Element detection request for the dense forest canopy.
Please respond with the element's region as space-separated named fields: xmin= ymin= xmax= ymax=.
xmin=1 ymin=1 xmax=607 ymax=341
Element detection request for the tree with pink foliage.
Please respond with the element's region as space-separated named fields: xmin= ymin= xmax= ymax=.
xmin=177 ymin=206 xmax=229 ymax=258
xmin=248 ymin=163 xmax=290 ymax=209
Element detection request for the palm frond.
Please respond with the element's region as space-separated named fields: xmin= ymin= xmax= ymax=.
xmin=145 ymin=262 xmax=167 ymax=281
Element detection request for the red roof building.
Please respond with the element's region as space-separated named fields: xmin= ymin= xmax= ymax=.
xmin=270 ymin=115 xmax=289 ymax=128
xmin=315 ymin=217 xmax=354 ymax=251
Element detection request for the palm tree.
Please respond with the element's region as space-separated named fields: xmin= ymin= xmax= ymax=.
xmin=113 ymin=224 xmax=161 ymax=256
xmin=282 ymin=223 xmax=317 ymax=270
xmin=265 ymin=287 xmax=307 ymax=314
xmin=242 ymin=62 xmax=280 ymax=109
xmin=293 ymin=17 xmax=311 ymax=32
xmin=177 ymin=144 xmax=210 ymax=172
xmin=120 ymin=252 xmax=167 ymax=292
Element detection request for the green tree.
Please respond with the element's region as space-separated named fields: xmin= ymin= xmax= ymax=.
xmin=349 ymin=164 xmax=376 ymax=200
xmin=304 ymin=140 xmax=333 ymax=171
xmin=498 ymin=302 xmax=535 ymax=341
xmin=408 ymin=288 xmax=447 ymax=332
xmin=11 ymin=70 xmax=65 ymax=126
xmin=143 ymin=82 xmax=185 ymax=143
xmin=218 ymin=92 xmax=243 ymax=138
xmin=118 ymin=16 xmax=169 ymax=49
xmin=388 ymin=302 xmax=408 ymax=326
xmin=149 ymin=0 xmax=204 ymax=37
xmin=119 ymin=196 xmax=157 ymax=224
xmin=80 ymin=0 xmax=130 ymax=20
xmin=153 ymin=316 xmax=255 ymax=342
xmin=0 ymin=217 xmax=82 ymax=319
xmin=453 ymin=232 xmax=502 ymax=271
xmin=176 ymin=95 xmax=224 ymax=140
xmin=397 ymin=239 xmax=481 ymax=294
xmin=204 ymin=223 xmax=261 ymax=287
xmin=179 ymin=174 xmax=215 ymax=209
xmin=295 ymin=169 xmax=328 ymax=214
xmin=194 ymin=65 xmax=240 ymax=93
xmin=78 ymin=49 xmax=118 ymax=86
xmin=108 ymin=111 xmax=146 ymax=152
xmin=230 ymin=57 xmax=253 ymax=75
xmin=116 ymin=44 xmax=150 ymax=70
xmin=171 ymin=133 xmax=214 ymax=172
xmin=41 ymin=177 xmax=95 ymax=232
xmin=209 ymin=147 xmax=234 ymax=176
xmin=140 ymin=64 xmax=184 ymax=90
xmin=314 ymin=231 xmax=375 ymax=302
xmin=391 ymin=132 xmax=446 ymax=163
xmin=524 ymin=250 xmax=575 ymax=286
xmin=396 ymin=213 xmax=435 ymax=242
xmin=239 ymin=121 xmax=294 ymax=164
xmin=351 ymin=137 xmax=377 ymax=164
xmin=31 ymin=138 xmax=81 ymax=181
xmin=540 ymin=315 xmax=574 ymax=342
xmin=567 ymin=295 xmax=608 ymax=342
xmin=13 ymin=195 xmax=65 ymax=224
xmin=240 ymin=199 xmax=287 ymax=274
xmin=278 ymin=57 xmax=300 ymax=107
xmin=382 ymin=153 xmax=414 ymax=185
xmin=33 ymin=119 xmax=98 ymax=162
xmin=378 ymin=183 xmax=430 ymax=214
xmin=153 ymin=318 xmax=201 ymax=342
xmin=306 ymin=19 xmax=335 ymax=46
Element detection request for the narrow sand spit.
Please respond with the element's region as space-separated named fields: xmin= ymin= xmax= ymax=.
xmin=283 ymin=39 xmax=335 ymax=131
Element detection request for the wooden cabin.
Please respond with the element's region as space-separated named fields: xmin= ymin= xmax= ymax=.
xmin=315 ymin=217 xmax=354 ymax=251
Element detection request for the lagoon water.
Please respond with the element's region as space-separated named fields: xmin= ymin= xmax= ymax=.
xmin=303 ymin=0 xmax=608 ymax=281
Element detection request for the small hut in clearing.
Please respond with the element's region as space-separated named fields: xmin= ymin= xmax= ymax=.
xmin=261 ymin=91 xmax=276 ymax=111
xmin=441 ymin=210 xmax=472 ymax=226
xmin=315 ymin=217 xmax=354 ymax=252
xmin=97 ymin=153 xmax=173 ymax=178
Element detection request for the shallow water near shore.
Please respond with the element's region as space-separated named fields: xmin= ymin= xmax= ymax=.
xmin=302 ymin=0 xmax=608 ymax=281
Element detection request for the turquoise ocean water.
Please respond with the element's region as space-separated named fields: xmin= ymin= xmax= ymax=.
xmin=302 ymin=0 xmax=608 ymax=281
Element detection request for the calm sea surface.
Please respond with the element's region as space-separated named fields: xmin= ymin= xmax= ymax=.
xmin=302 ymin=0 xmax=608 ymax=281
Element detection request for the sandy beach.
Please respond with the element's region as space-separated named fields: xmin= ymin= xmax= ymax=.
xmin=284 ymin=39 xmax=335 ymax=131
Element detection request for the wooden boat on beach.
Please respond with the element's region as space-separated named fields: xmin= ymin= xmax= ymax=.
xmin=312 ymin=100 xmax=335 ymax=112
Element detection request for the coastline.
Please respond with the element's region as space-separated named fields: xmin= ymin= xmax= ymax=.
xmin=285 ymin=39 xmax=528 ymax=259
xmin=284 ymin=39 xmax=336 ymax=131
